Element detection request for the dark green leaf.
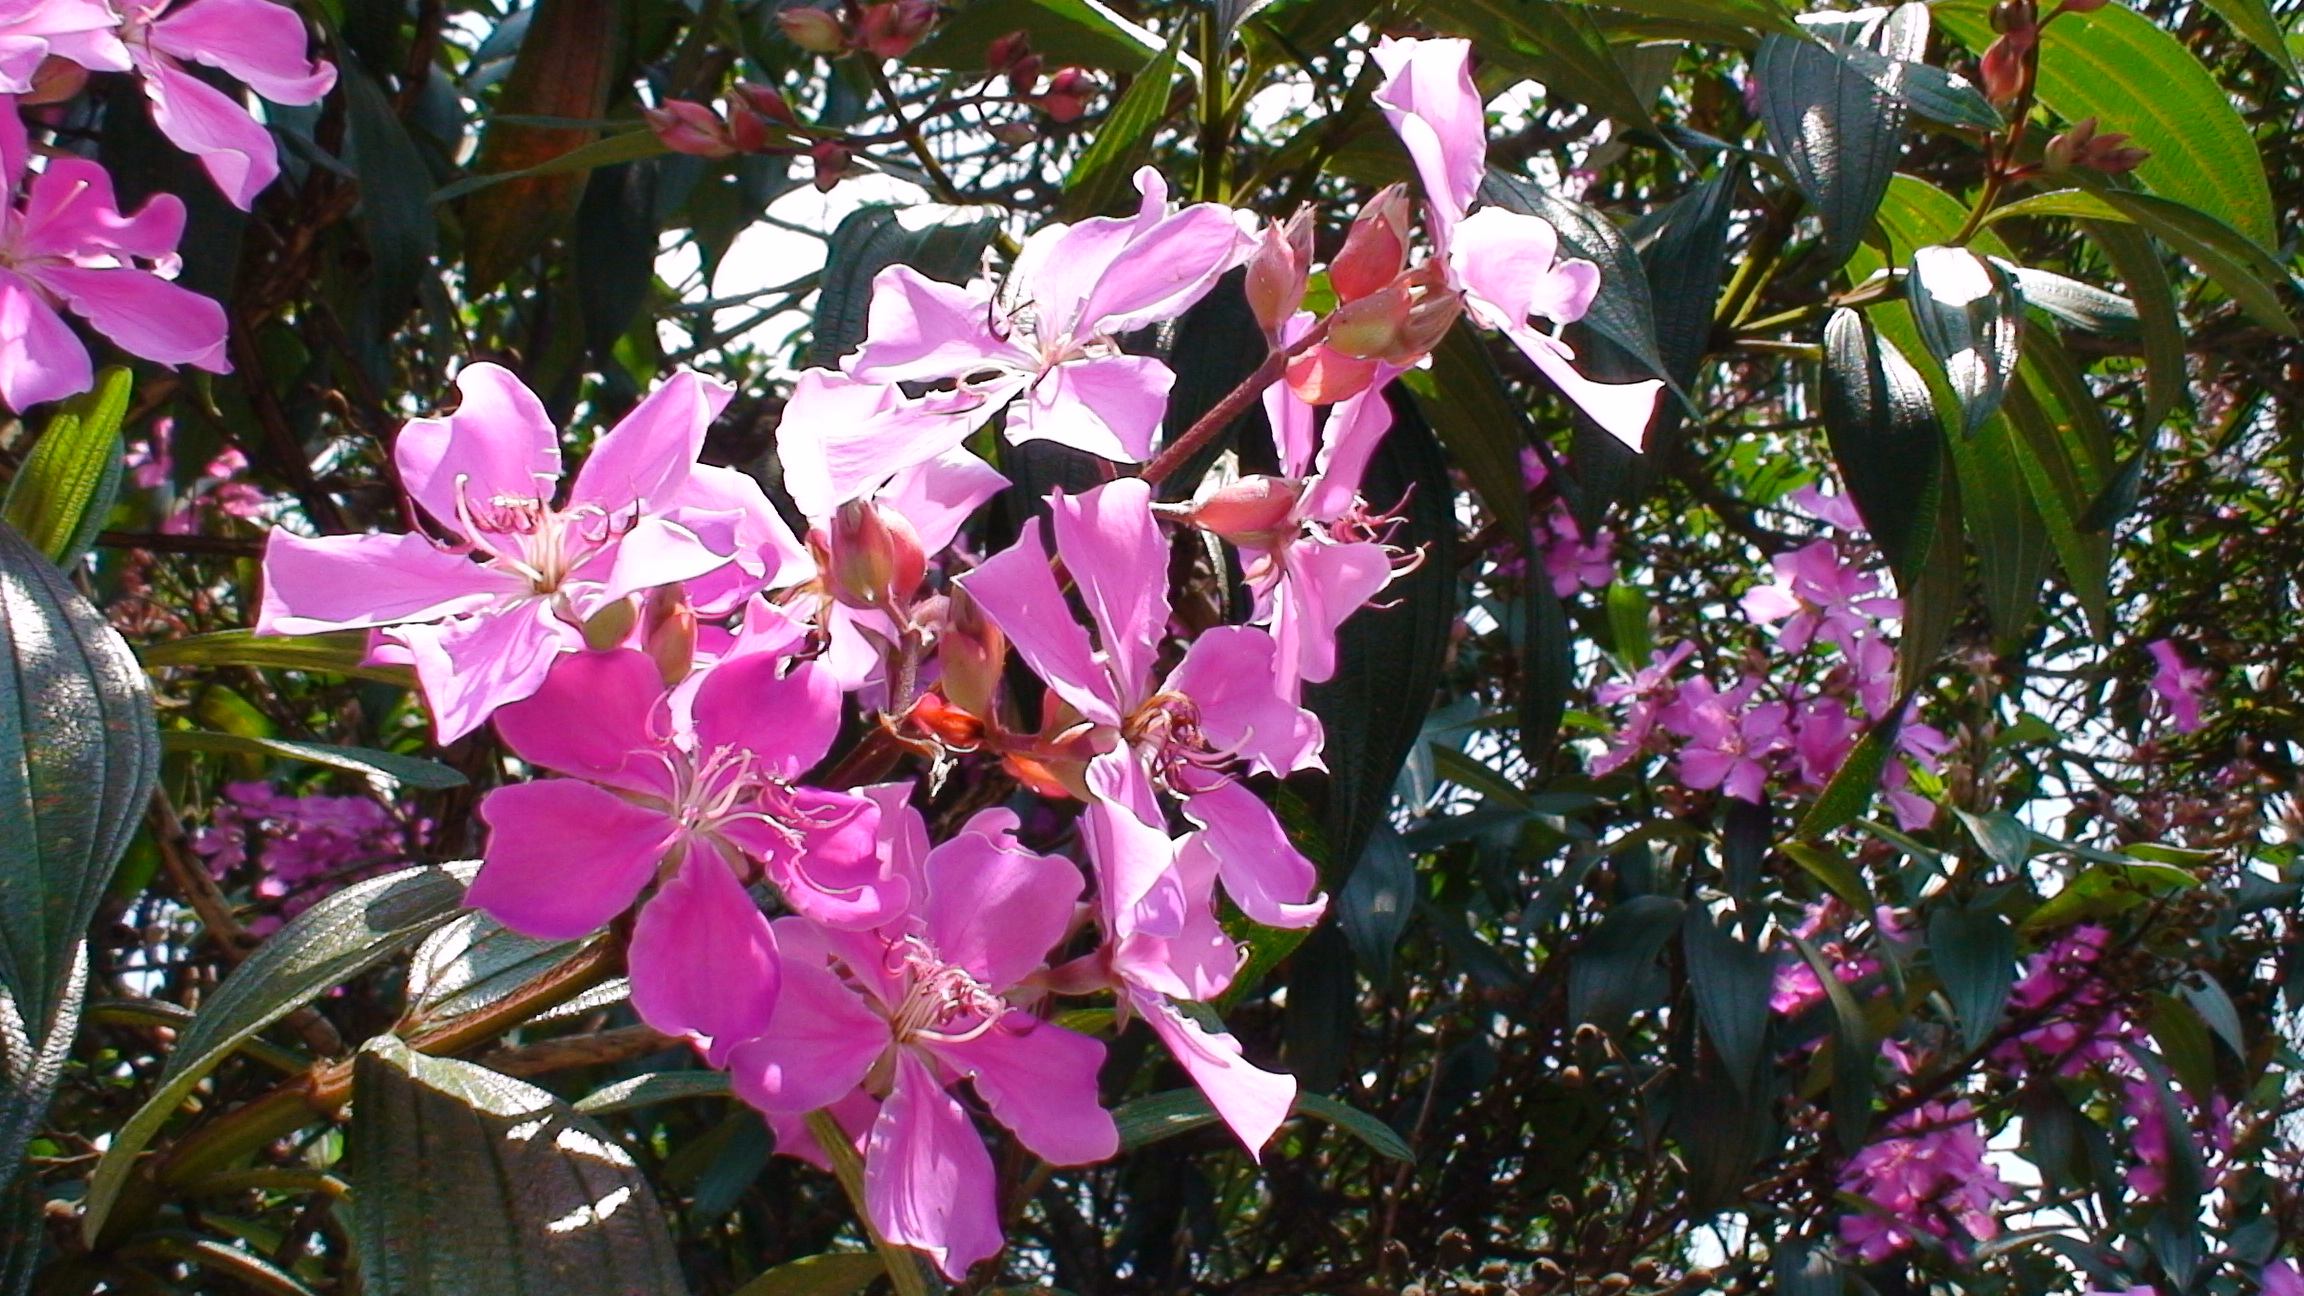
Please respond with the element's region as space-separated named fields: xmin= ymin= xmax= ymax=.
xmin=573 ymin=1069 xmax=734 ymax=1116
xmin=1516 ymin=585 xmax=1574 ymax=773
xmin=349 ymin=1036 xmax=690 ymax=1295
xmin=1059 ymin=33 xmax=1180 ymax=219
xmin=1682 ymin=908 xmax=1774 ymax=1091
xmin=1795 ymin=723 xmax=1896 ymax=839
xmin=2077 ymin=216 xmax=2184 ymax=441
xmin=341 ymin=62 xmax=437 ymax=337
xmin=1302 ymin=387 xmax=1457 ymax=873
xmin=1950 ymin=402 xmax=2055 ymax=649
xmin=1820 ymin=308 xmax=1941 ymax=581
xmin=81 ymin=863 xmax=474 ymax=1244
xmin=1337 ymin=824 xmax=1415 ymax=981
xmin=3 ymin=369 xmax=132 ymax=570
xmin=405 ymin=914 xmax=586 ymax=1032
xmin=575 ymin=161 xmax=660 ymax=359
xmin=730 ymin=1252 xmax=886 ymax=1296
xmin=1954 ymin=810 xmax=2032 ymax=873
xmin=139 ymin=628 xmax=417 ymax=687
xmin=1634 ymin=161 xmax=1740 ymax=391
xmin=1407 ymin=325 xmax=1530 ymax=540
xmin=1928 ymin=906 xmax=2015 ymax=1051
xmin=434 ymin=126 xmax=667 ymax=203
xmin=2064 ymin=179 xmax=2296 ymax=337
xmin=2007 ymin=266 xmax=2138 ymax=336
xmin=1908 ymin=245 xmax=2022 ymax=436
xmin=2177 ymin=973 xmax=2246 ymax=1063
xmin=1568 ymin=895 xmax=1684 ymax=1037
xmin=908 ymin=0 xmax=1162 ymax=73
xmin=1482 ymin=171 xmax=1668 ymax=386
xmin=2198 ymin=0 xmax=2298 ymax=76
xmin=1936 ymin=1 xmax=2276 ymax=246
xmin=1153 ymin=269 xmax=1268 ymax=499
xmin=1425 ymin=0 xmax=1657 ymax=131
xmin=1293 ymin=1092 xmax=1414 ymax=1162
xmin=1782 ymin=841 xmax=1873 ymax=911
xmin=1774 ymin=1239 xmax=1845 ymax=1296
xmin=808 ymin=204 xmax=1002 ymax=368
xmin=1753 ymin=29 xmax=1906 ymax=269
xmin=2000 ymin=354 xmax=2111 ymax=639
xmin=160 ymin=731 xmax=467 ymax=789
xmin=1891 ymin=61 xmax=2000 ymax=131
xmin=1792 ymin=935 xmax=1874 ymax=1151
xmin=1111 ymin=1088 xmax=1410 ymax=1161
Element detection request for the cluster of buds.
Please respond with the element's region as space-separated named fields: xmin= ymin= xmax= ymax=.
xmin=778 ymin=1 xmax=938 ymax=61
xmin=2044 ymin=115 xmax=2149 ymax=173
xmin=1285 ymin=185 xmax=1460 ymax=403
xmin=985 ymin=30 xmax=1096 ymax=121
xmin=1977 ymin=0 xmax=2108 ymax=104
xmin=643 ymin=82 xmax=797 ymax=159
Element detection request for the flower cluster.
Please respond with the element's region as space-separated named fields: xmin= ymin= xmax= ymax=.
xmin=251 ymin=37 xmax=1662 ymax=1277
xmin=1593 ymin=487 xmax=1947 ymax=826
xmin=1838 ymin=1099 xmax=2014 ymax=1263
xmin=0 ymin=0 xmax=335 ymax=410
xmin=192 ymin=781 xmax=422 ymax=932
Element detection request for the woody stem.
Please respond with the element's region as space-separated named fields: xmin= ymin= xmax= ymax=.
xmin=1138 ymin=318 xmax=1333 ymax=488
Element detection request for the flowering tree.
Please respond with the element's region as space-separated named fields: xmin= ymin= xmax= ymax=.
xmin=2 ymin=0 xmax=2301 ymax=1293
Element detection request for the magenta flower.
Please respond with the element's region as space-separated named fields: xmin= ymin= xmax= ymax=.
xmin=773 ymin=368 xmax=1007 ymax=521
xmin=0 ymin=2 xmax=114 ymax=93
xmin=1836 ymin=1100 xmax=2013 ymax=1262
xmin=2262 ymin=1262 xmax=2303 ymax=1296
xmin=258 ymin=364 xmax=772 ymax=741
xmin=1593 ymin=641 xmax=1692 ymax=776
xmin=1740 ymin=539 xmax=1900 ymax=655
xmin=49 ymin=0 xmax=336 ymax=209
xmin=0 ymin=108 xmax=228 ymax=410
xmin=2146 ymin=638 xmax=2209 ymax=733
xmin=845 ymin=168 xmax=1251 ymax=462
xmin=467 ymin=648 xmax=893 ymax=1059
xmin=1371 ymin=37 xmax=1661 ymax=449
xmin=727 ymin=794 xmax=1115 ymax=1279
xmin=1663 ymin=677 xmax=1785 ymax=803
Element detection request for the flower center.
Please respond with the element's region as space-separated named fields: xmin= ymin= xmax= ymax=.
xmin=883 ymin=936 xmax=1005 ymax=1044
xmin=455 ymin=483 xmax=627 ymax=595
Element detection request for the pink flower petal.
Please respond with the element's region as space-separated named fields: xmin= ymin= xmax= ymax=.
xmin=629 ymin=844 xmax=781 ymax=1058
xmin=1009 ymin=352 xmax=1173 ymax=463
xmin=866 ymin=1051 xmax=1004 ymax=1281
xmin=1164 ymin=625 xmax=1325 ymax=774
xmin=1084 ymin=749 xmax=1187 ymax=941
xmin=1181 ymin=779 xmax=1325 ymax=929
xmin=1372 ymin=36 xmax=1487 ymax=238
xmin=922 ymin=809 xmax=1081 ymax=991
xmin=394 ymin=363 xmax=563 ymax=538
xmin=929 ymin=1013 xmax=1115 ymax=1165
xmin=1073 ymin=201 xmax=1251 ymax=337
xmin=776 ymin=368 xmax=1009 ymax=520
xmin=691 ymin=653 xmax=842 ymax=777
xmin=387 ymin=598 xmax=580 ymax=743
xmin=256 ymin=529 xmax=519 ymax=634
xmin=148 ymin=0 xmax=336 ymax=104
xmin=1301 ymin=380 xmax=1399 ymax=522
xmin=844 ymin=266 xmax=1026 ymax=385
xmin=469 ymin=779 xmax=671 ymax=940
xmin=567 ymin=369 xmax=727 ymax=512
xmin=1131 ymin=988 xmax=1295 ymax=1157
xmin=139 ymin=54 xmax=279 ymax=209
xmin=0 ymin=268 xmax=92 ymax=410
xmin=488 ymin=648 xmax=672 ymax=795
xmin=880 ymin=449 xmax=1007 ymax=555
xmin=1449 ymin=207 xmax=1600 ymax=326
xmin=1049 ymin=477 xmax=1168 ymax=701
xmin=597 ymin=514 xmax=739 ymax=604
xmin=27 ymin=264 xmax=228 ymax=372
xmin=1502 ymin=324 xmax=1661 ymax=452
xmin=18 ymin=157 xmax=186 ymax=262
xmin=669 ymin=464 xmax=812 ymax=602
xmin=955 ymin=518 xmax=1119 ymax=726
xmin=726 ymin=922 xmax=888 ymax=1113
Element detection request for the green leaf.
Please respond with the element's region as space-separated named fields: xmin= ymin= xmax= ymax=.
xmin=1907 ymin=245 xmax=2022 ymax=436
xmin=1517 ymin=582 xmax=1574 ymax=771
xmin=574 ymin=161 xmax=662 ymax=359
xmin=1753 ymin=28 xmax=1906 ymax=270
xmin=1950 ymin=401 xmax=2055 ymax=650
xmin=432 ymin=125 xmax=668 ymax=203
xmin=0 ymin=516 xmax=155 ymax=1053
xmin=1783 ymin=841 xmax=1873 ymax=912
xmin=1682 ymin=908 xmax=1775 ymax=1091
xmin=2022 ymin=858 xmax=2196 ymax=936
xmin=3 ymin=368 xmax=132 ymax=569
xmin=1337 ymin=824 xmax=1415 ymax=981
xmin=2198 ymin=0 xmax=2298 ymax=76
xmin=2006 ymin=266 xmax=2138 ymax=337
xmin=1110 ymin=1088 xmax=1411 ymax=1161
xmin=730 ymin=1253 xmax=886 ymax=1296
xmin=907 ymin=0 xmax=1163 ymax=73
xmin=80 ymin=863 xmax=474 ymax=1245
xmin=1604 ymin=582 xmax=1653 ymax=663
xmin=1568 ymin=895 xmax=1684 ymax=1038
xmin=573 ymin=1069 xmax=734 ymax=1116
xmin=1792 ymin=934 xmax=1874 ymax=1152
xmin=1293 ymin=1092 xmax=1415 ymax=1162
xmin=1152 ymin=271 xmax=1269 ymax=499
xmin=161 ymin=731 xmax=467 ymax=789
xmin=1796 ymin=723 xmax=1896 ymax=839
xmin=807 ymin=203 xmax=1002 ymax=368
xmin=1406 ymin=325 xmax=1531 ymax=541
xmin=2077 ymin=216 xmax=2185 ymax=442
xmin=139 ymin=628 xmax=414 ymax=686
xmin=1820 ymin=308 xmax=1942 ymax=582
xmin=2000 ymin=346 xmax=2112 ymax=639
xmin=1059 ymin=31 xmax=1179 ymax=219
xmin=404 ymin=914 xmax=586 ymax=1033
xmin=349 ymin=1036 xmax=690 ymax=1295
xmin=340 ymin=64 xmax=437 ymax=339
xmin=1482 ymin=171 xmax=1671 ymax=389
xmin=1936 ymin=0 xmax=2276 ymax=246
xmin=1927 ymin=906 xmax=2015 ymax=1051
xmin=2070 ymin=180 xmax=2296 ymax=337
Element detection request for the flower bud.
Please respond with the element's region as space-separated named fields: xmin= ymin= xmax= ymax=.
xmin=986 ymin=29 xmax=1033 ymax=75
xmin=1325 ymin=283 xmax=1412 ymax=359
xmin=1034 ymin=67 xmax=1095 ymax=122
xmin=810 ymin=139 xmax=856 ymax=190
xmin=725 ymin=100 xmax=771 ymax=153
xmin=1977 ymin=31 xmax=2032 ymax=105
xmin=1245 ymin=207 xmax=1314 ymax=342
xmin=778 ymin=6 xmax=848 ymax=54
xmin=1388 ymin=281 xmax=1462 ymax=361
xmin=1989 ymin=0 xmax=2037 ymax=32
xmin=988 ymin=119 xmax=1037 ymax=146
xmin=827 ymin=498 xmax=926 ymax=610
xmin=1284 ymin=345 xmax=1380 ymax=404
xmin=643 ymin=100 xmax=737 ymax=158
xmin=581 ymin=595 xmax=638 ymax=650
xmin=1189 ymin=475 xmax=1303 ymax=547
xmin=642 ymin=583 xmax=696 ymax=686
xmin=732 ymin=81 xmax=798 ymax=126
xmin=22 ymin=55 xmax=87 ymax=107
xmin=2044 ymin=115 xmax=2096 ymax=168
xmin=856 ymin=0 xmax=937 ymax=60
xmin=1006 ymin=53 xmax=1045 ymax=97
xmin=938 ymin=585 xmax=1007 ymax=719
xmin=1330 ymin=184 xmax=1413 ymax=303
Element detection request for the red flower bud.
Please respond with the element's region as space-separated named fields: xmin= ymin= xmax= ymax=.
xmin=1006 ymin=53 xmax=1045 ymax=97
xmin=642 ymin=583 xmax=697 ymax=686
xmin=827 ymin=498 xmax=926 ymax=610
xmin=1189 ymin=475 xmax=1304 ymax=547
xmin=643 ymin=100 xmax=737 ymax=158
xmin=732 ymin=81 xmax=798 ymax=126
xmin=725 ymin=101 xmax=770 ymax=153
xmin=778 ymin=6 xmax=848 ymax=54
xmin=1326 ymin=283 xmax=1413 ymax=359
xmin=1034 ymin=67 xmax=1095 ymax=122
xmin=1330 ymin=184 xmax=1413 ymax=303
xmin=986 ymin=29 xmax=1033 ymax=75
xmin=1989 ymin=0 xmax=2038 ymax=33
xmin=856 ymin=0 xmax=937 ymax=60
xmin=810 ymin=139 xmax=856 ymax=190
xmin=1284 ymin=344 xmax=1380 ymax=404
xmin=909 ymin=691 xmax=985 ymax=749
xmin=1245 ymin=207 xmax=1314 ymax=341
xmin=988 ymin=119 xmax=1038 ymax=146
xmin=1977 ymin=31 xmax=2032 ymax=106
xmin=938 ymin=585 xmax=1007 ymax=719
xmin=22 ymin=55 xmax=86 ymax=107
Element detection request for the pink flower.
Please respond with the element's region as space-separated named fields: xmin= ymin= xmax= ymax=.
xmin=727 ymin=793 xmax=1114 ymax=1279
xmin=1371 ymin=37 xmax=1661 ymax=449
xmin=0 ymin=106 xmax=228 ymax=410
xmin=1664 ymin=677 xmax=1785 ymax=803
xmin=1740 ymin=539 xmax=1899 ymax=655
xmin=772 ymin=368 xmax=1008 ymax=523
xmin=1593 ymin=641 xmax=1691 ymax=776
xmin=48 ymin=0 xmax=337 ymax=209
xmin=1837 ymin=1100 xmax=2013 ymax=1262
xmin=845 ymin=167 xmax=1250 ymax=462
xmin=2261 ymin=1261 xmax=2303 ymax=1296
xmin=466 ymin=648 xmax=895 ymax=1059
xmin=2146 ymin=639 xmax=2208 ymax=733
xmin=1537 ymin=508 xmax=1613 ymax=597
xmin=0 ymin=2 xmax=114 ymax=94
xmin=257 ymin=364 xmax=795 ymax=741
